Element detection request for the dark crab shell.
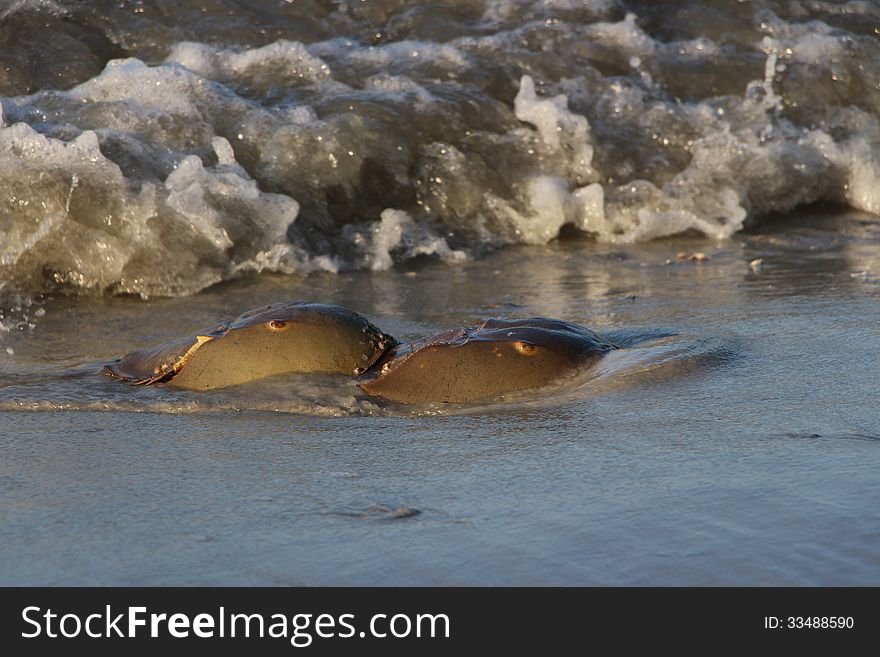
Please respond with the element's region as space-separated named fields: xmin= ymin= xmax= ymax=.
xmin=359 ymin=317 xmax=618 ymax=404
xmin=104 ymin=301 xmax=396 ymax=390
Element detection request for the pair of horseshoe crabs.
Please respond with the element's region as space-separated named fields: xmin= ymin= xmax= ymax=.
xmin=105 ymin=301 xmax=618 ymax=404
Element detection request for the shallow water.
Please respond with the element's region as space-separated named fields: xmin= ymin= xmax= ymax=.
xmin=2 ymin=207 xmax=879 ymax=585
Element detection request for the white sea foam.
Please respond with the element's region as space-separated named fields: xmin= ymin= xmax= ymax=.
xmin=166 ymin=40 xmax=331 ymax=88
xmin=352 ymin=209 xmax=466 ymax=272
xmin=0 ymin=2 xmax=878 ymax=300
xmin=0 ymin=96 xmax=322 ymax=298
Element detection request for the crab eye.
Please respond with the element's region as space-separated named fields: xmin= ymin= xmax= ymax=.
xmin=513 ymin=341 xmax=537 ymax=355
xmin=268 ymin=320 xmax=287 ymax=331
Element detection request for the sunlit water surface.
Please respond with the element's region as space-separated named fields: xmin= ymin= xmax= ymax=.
xmin=2 ymin=209 xmax=878 ymax=585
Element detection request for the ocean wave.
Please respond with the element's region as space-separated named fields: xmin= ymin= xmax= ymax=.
xmin=1 ymin=0 xmax=878 ymax=298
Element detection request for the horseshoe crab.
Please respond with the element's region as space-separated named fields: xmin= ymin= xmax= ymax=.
xmin=359 ymin=317 xmax=618 ymax=404
xmin=104 ymin=301 xmax=395 ymax=390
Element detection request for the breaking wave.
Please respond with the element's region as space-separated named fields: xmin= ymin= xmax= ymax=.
xmin=1 ymin=0 xmax=879 ymax=298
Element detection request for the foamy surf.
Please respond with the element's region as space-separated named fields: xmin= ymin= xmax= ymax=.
xmin=1 ymin=1 xmax=879 ymax=301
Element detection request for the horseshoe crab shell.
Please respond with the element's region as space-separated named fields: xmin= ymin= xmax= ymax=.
xmin=104 ymin=301 xmax=396 ymax=390
xmin=359 ymin=317 xmax=617 ymax=404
